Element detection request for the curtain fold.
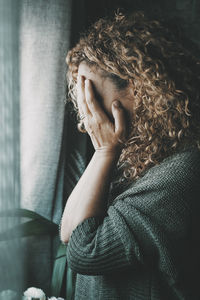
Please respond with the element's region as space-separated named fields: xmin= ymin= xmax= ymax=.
xmin=20 ymin=0 xmax=71 ymax=222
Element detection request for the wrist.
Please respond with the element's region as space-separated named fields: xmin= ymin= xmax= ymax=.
xmin=94 ymin=147 xmax=121 ymax=162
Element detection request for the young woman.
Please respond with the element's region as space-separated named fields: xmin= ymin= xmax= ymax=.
xmin=60 ymin=11 xmax=200 ymax=300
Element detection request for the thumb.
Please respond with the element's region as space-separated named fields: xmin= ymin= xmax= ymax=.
xmin=112 ymin=100 xmax=126 ymax=137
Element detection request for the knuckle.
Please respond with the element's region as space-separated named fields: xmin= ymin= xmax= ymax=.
xmin=93 ymin=114 xmax=101 ymax=124
xmin=86 ymin=120 xmax=94 ymax=131
xmin=87 ymin=125 xmax=94 ymax=135
xmin=86 ymin=116 xmax=102 ymax=133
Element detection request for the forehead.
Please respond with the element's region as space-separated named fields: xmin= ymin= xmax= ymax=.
xmin=78 ymin=62 xmax=118 ymax=97
xmin=78 ymin=62 xmax=108 ymax=84
xmin=78 ymin=62 xmax=97 ymax=76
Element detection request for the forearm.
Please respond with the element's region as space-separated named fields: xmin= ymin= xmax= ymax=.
xmin=60 ymin=150 xmax=119 ymax=243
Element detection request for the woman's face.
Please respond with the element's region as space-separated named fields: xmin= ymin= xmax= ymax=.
xmin=77 ymin=62 xmax=134 ymax=122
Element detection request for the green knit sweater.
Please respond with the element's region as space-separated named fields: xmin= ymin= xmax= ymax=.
xmin=66 ymin=147 xmax=200 ymax=300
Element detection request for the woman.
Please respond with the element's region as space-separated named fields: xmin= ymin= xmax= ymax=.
xmin=60 ymin=11 xmax=200 ymax=300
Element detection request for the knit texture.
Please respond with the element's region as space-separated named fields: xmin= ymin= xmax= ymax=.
xmin=66 ymin=147 xmax=200 ymax=300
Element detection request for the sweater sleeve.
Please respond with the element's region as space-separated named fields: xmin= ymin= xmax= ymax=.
xmin=66 ymin=148 xmax=200 ymax=281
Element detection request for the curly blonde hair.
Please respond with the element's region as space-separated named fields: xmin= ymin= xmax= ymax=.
xmin=66 ymin=11 xmax=200 ymax=181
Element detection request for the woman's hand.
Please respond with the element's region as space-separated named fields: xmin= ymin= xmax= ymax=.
xmin=61 ymin=75 xmax=128 ymax=243
xmin=77 ymin=75 xmax=127 ymax=156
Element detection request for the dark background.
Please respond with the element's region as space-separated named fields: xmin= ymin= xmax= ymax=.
xmin=71 ymin=0 xmax=200 ymax=47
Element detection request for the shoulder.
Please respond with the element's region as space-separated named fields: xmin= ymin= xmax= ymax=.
xmin=109 ymin=147 xmax=200 ymax=237
xmin=141 ymin=146 xmax=200 ymax=187
xmin=112 ymin=146 xmax=200 ymax=203
xmin=148 ymin=146 xmax=200 ymax=177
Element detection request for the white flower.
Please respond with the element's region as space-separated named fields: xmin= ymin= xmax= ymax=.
xmin=24 ymin=287 xmax=46 ymax=299
xmin=48 ymin=297 xmax=65 ymax=300
xmin=0 ymin=289 xmax=18 ymax=300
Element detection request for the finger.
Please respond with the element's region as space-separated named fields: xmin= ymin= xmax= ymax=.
xmin=76 ymin=75 xmax=84 ymax=115
xmin=112 ymin=100 xmax=126 ymax=137
xmin=85 ymin=79 xmax=106 ymax=120
xmin=77 ymin=76 xmax=90 ymax=118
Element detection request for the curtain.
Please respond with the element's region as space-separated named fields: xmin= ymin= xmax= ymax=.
xmin=20 ymin=0 xmax=72 ymax=294
xmin=0 ymin=0 xmax=22 ymax=293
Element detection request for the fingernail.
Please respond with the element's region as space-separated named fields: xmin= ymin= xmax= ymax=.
xmin=113 ymin=100 xmax=121 ymax=108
